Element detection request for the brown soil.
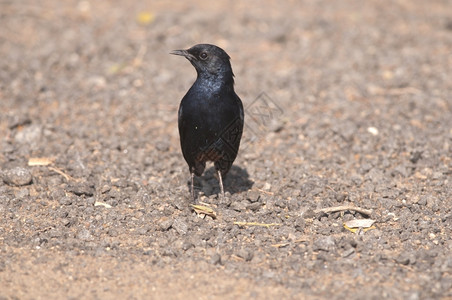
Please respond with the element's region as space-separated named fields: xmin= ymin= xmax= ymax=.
xmin=1 ymin=0 xmax=451 ymax=299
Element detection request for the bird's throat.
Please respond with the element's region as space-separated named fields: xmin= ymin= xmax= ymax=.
xmin=195 ymin=72 xmax=234 ymax=95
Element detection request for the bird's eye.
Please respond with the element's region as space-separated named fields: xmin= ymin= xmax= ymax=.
xmin=199 ymin=52 xmax=208 ymax=60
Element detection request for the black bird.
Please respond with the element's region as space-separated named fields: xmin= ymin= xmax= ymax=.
xmin=171 ymin=44 xmax=244 ymax=200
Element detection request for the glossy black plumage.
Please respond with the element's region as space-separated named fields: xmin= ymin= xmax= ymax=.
xmin=171 ymin=44 xmax=244 ymax=200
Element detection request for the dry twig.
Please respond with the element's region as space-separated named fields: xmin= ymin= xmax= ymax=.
xmin=48 ymin=166 xmax=73 ymax=181
xmin=234 ymin=221 xmax=280 ymax=228
xmin=314 ymin=205 xmax=372 ymax=216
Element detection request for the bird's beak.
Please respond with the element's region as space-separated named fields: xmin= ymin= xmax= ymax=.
xmin=170 ymin=49 xmax=196 ymax=61
xmin=170 ymin=49 xmax=188 ymax=57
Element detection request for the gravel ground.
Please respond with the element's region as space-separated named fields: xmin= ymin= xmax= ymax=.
xmin=1 ymin=0 xmax=452 ymax=299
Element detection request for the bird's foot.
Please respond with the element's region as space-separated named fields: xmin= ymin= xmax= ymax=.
xmin=190 ymin=172 xmax=197 ymax=203
xmin=217 ymin=169 xmax=226 ymax=200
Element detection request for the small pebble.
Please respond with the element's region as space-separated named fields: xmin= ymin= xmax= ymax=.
xmin=367 ymin=126 xmax=379 ymax=136
xmin=313 ymin=236 xmax=336 ymax=252
xmin=172 ymin=218 xmax=189 ymax=235
xmin=3 ymin=167 xmax=33 ymax=186
xmin=77 ymin=229 xmax=92 ymax=241
xmin=159 ymin=218 xmax=173 ymax=231
xmin=210 ymin=253 xmax=222 ymax=265
xmin=236 ymin=249 xmax=254 ymax=262
xmin=246 ymin=190 xmax=261 ymax=203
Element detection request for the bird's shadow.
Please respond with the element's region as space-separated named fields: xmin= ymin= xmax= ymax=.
xmin=188 ymin=165 xmax=254 ymax=197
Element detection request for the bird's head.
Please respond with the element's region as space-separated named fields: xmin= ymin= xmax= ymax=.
xmin=171 ymin=44 xmax=234 ymax=79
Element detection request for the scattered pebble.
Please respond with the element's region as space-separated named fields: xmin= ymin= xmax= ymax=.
xmin=367 ymin=126 xmax=379 ymax=136
xmin=68 ymin=182 xmax=95 ymax=196
xmin=3 ymin=167 xmax=33 ymax=186
xmin=14 ymin=125 xmax=42 ymax=145
xmin=236 ymin=249 xmax=254 ymax=262
xmin=210 ymin=253 xmax=222 ymax=265
xmin=313 ymin=236 xmax=336 ymax=252
xmin=77 ymin=229 xmax=92 ymax=241
xmin=172 ymin=218 xmax=189 ymax=235
xmin=59 ymin=196 xmax=73 ymax=206
xmin=159 ymin=218 xmax=173 ymax=231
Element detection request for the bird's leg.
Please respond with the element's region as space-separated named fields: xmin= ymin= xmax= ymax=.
xmin=217 ymin=169 xmax=225 ymax=199
xmin=191 ymin=172 xmax=196 ymax=202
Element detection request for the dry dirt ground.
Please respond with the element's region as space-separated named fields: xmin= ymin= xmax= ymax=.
xmin=1 ymin=0 xmax=452 ymax=299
